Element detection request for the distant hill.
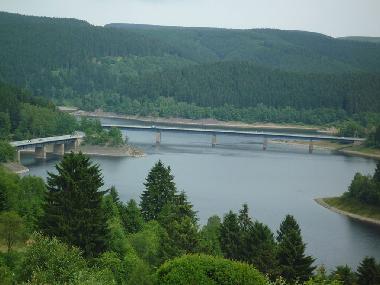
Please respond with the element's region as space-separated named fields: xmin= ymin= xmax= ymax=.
xmin=0 ymin=11 xmax=380 ymax=123
xmin=107 ymin=23 xmax=380 ymax=73
xmin=339 ymin=36 xmax=380 ymax=44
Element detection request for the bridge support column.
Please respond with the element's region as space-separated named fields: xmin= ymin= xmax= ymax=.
xmin=53 ymin=143 xmax=65 ymax=156
xmin=156 ymin=131 xmax=161 ymax=145
xmin=35 ymin=146 xmax=47 ymax=159
xmin=15 ymin=150 xmax=21 ymax=163
xmin=211 ymin=134 xmax=217 ymax=148
xmin=263 ymin=137 xmax=268 ymax=151
xmin=353 ymin=140 xmax=362 ymax=146
xmin=309 ymin=140 xmax=314 ymax=154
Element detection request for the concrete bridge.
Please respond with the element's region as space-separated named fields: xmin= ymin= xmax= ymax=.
xmin=10 ymin=133 xmax=84 ymax=162
xmin=102 ymin=124 xmax=365 ymax=153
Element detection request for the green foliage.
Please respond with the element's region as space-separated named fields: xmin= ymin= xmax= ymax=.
xmin=120 ymin=199 xmax=144 ymax=234
xmin=19 ymin=233 xmax=116 ymax=285
xmin=128 ymin=221 xmax=165 ymax=267
xmin=331 ymin=265 xmax=357 ymax=285
xmin=40 ymin=152 xmax=109 ymax=258
xmin=220 ymin=204 xmax=278 ymax=278
xmin=140 ymin=160 xmax=177 ymax=221
xmin=79 ymin=118 xmax=124 ymax=146
xmin=276 ymin=215 xmax=316 ymax=284
xmin=344 ymin=172 xmax=380 ymax=207
xmin=19 ymin=232 xmax=87 ymax=284
xmin=356 ymin=257 xmax=380 ymax=285
xmin=17 ymin=176 xmax=46 ymax=231
xmin=0 ymin=211 xmax=25 ymax=252
xmin=338 ymin=121 xmax=366 ymax=137
xmin=0 ymin=112 xmax=11 ymax=139
xmin=155 ymin=254 xmax=267 ymax=285
xmin=0 ymin=141 xmax=15 ymax=163
xmin=198 ymin=215 xmax=223 ymax=256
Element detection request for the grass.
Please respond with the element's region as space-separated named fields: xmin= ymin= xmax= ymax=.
xmin=348 ymin=145 xmax=380 ymax=155
xmin=323 ymin=197 xmax=380 ymax=221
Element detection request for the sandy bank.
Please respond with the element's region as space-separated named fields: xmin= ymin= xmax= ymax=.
xmin=337 ymin=148 xmax=380 ymax=160
xmin=315 ymin=198 xmax=380 ymax=226
xmin=71 ymin=145 xmax=144 ymax=158
xmin=74 ymin=110 xmax=326 ymax=133
xmin=2 ymin=162 xmax=29 ymax=174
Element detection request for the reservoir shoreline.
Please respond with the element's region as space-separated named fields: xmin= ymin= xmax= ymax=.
xmin=315 ymin=198 xmax=380 ymax=227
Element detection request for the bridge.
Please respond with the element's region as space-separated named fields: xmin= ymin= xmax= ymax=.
xmin=102 ymin=124 xmax=365 ymax=153
xmin=10 ymin=133 xmax=84 ymax=162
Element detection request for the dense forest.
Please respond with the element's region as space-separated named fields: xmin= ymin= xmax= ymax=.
xmin=0 ymin=11 xmax=380 ymax=129
xmin=1 ymin=155 xmax=379 ymax=284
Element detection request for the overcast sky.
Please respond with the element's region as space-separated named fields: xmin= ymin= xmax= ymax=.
xmin=1 ymin=0 xmax=379 ymax=37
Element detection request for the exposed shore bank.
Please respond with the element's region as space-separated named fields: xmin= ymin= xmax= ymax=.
xmin=2 ymin=162 xmax=29 ymax=174
xmin=73 ymin=110 xmax=330 ymax=133
xmin=315 ymin=198 xmax=380 ymax=226
xmin=72 ymin=144 xmax=145 ymax=158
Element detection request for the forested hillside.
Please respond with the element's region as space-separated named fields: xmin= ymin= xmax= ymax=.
xmin=1 ymin=11 xmax=380 ymax=127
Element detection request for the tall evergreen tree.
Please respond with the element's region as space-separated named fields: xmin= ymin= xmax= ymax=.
xmin=373 ymin=162 xmax=380 ymax=184
xmin=356 ymin=257 xmax=380 ymax=285
xmin=220 ymin=211 xmax=240 ymax=260
xmin=140 ymin=160 xmax=177 ymax=221
xmin=120 ymin=199 xmax=144 ymax=234
xmin=276 ymin=214 xmax=316 ymax=283
xmin=40 ymin=152 xmax=109 ymax=258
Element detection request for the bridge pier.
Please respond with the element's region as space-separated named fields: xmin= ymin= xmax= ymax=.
xmin=211 ymin=134 xmax=217 ymax=148
xmin=309 ymin=140 xmax=314 ymax=154
xmin=53 ymin=143 xmax=65 ymax=156
xmin=15 ymin=150 xmax=21 ymax=163
xmin=156 ymin=131 xmax=161 ymax=145
xmin=263 ymin=137 xmax=268 ymax=151
xmin=35 ymin=146 xmax=47 ymax=159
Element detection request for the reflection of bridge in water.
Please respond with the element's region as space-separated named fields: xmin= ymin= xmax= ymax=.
xmin=102 ymin=124 xmax=365 ymax=153
xmin=10 ymin=133 xmax=84 ymax=162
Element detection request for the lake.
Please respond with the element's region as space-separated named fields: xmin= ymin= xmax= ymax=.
xmin=23 ymin=120 xmax=380 ymax=270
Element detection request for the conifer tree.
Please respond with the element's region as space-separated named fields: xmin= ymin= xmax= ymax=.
xmin=356 ymin=256 xmax=380 ymax=285
xmin=373 ymin=162 xmax=380 ymax=184
xmin=140 ymin=160 xmax=176 ymax=221
xmin=120 ymin=199 xmax=144 ymax=234
xmin=40 ymin=152 xmax=109 ymax=258
xmin=220 ymin=211 xmax=240 ymax=260
xmin=276 ymin=214 xmax=316 ymax=283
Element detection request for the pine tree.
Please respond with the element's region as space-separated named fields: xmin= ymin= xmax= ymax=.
xmin=356 ymin=257 xmax=380 ymax=285
xmin=220 ymin=211 xmax=240 ymax=260
xmin=40 ymin=152 xmax=109 ymax=258
xmin=373 ymin=162 xmax=380 ymax=184
xmin=140 ymin=160 xmax=177 ymax=221
xmin=157 ymin=191 xmax=199 ymax=257
xmin=276 ymin=215 xmax=316 ymax=283
xmin=120 ymin=199 xmax=144 ymax=234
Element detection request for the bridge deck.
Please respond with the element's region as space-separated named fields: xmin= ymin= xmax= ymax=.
xmin=10 ymin=133 xmax=84 ymax=150
xmin=102 ymin=124 xmax=365 ymax=143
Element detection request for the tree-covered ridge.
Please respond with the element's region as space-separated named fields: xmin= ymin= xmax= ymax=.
xmin=107 ymin=23 xmax=380 ymax=73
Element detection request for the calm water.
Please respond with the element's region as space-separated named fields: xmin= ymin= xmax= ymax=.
xmin=23 ymin=122 xmax=380 ymax=270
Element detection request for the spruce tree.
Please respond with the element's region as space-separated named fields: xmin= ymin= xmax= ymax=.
xmin=373 ymin=162 xmax=380 ymax=184
xmin=220 ymin=211 xmax=240 ymax=260
xmin=276 ymin=215 xmax=316 ymax=283
xmin=140 ymin=160 xmax=176 ymax=221
xmin=120 ymin=199 xmax=144 ymax=234
xmin=356 ymin=257 xmax=380 ymax=285
xmin=40 ymin=152 xmax=108 ymax=258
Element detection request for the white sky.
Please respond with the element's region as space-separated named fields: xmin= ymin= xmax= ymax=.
xmin=0 ymin=0 xmax=379 ymax=37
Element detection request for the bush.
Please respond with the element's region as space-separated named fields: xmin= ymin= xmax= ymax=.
xmin=155 ymin=254 xmax=267 ymax=285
